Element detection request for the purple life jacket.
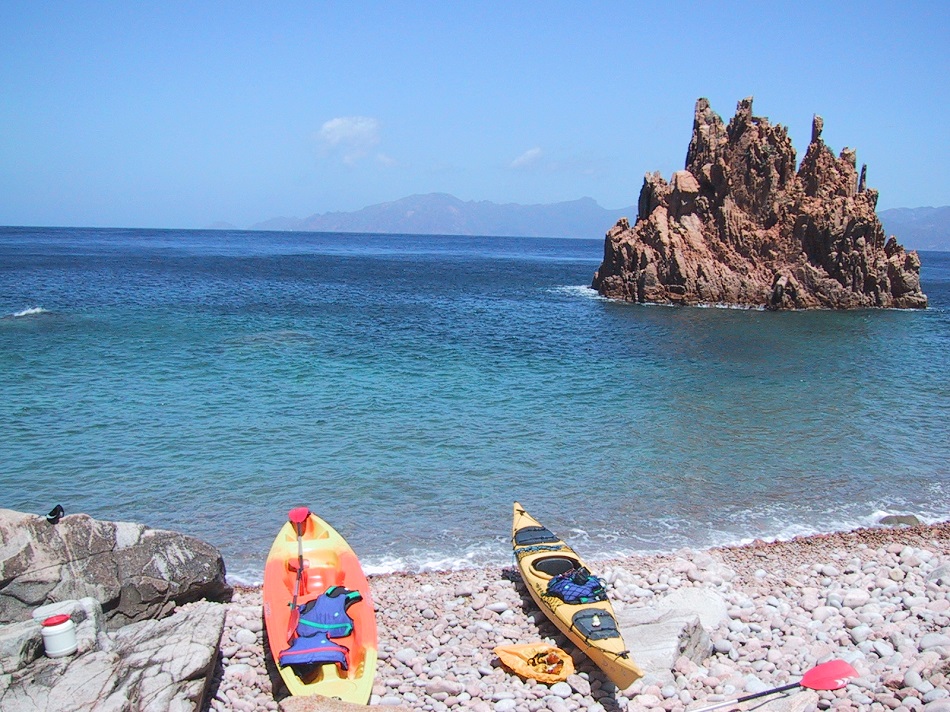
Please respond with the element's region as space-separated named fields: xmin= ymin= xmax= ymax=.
xmin=279 ymin=585 xmax=362 ymax=669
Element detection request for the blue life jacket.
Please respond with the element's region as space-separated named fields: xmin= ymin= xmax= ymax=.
xmin=546 ymin=567 xmax=607 ymax=604
xmin=279 ymin=585 xmax=362 ymax=669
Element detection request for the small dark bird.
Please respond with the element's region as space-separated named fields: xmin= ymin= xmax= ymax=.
xmin=46 ymin=504 xmax=64 ymax=524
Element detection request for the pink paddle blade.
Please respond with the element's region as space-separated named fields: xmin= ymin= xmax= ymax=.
xmin=690 ymin=659 xmax=858 ymax=712
xmin=288 ymin=506 xmax=310 ymax=524
xmin=801 ymin=659 xmax=858 ymax=691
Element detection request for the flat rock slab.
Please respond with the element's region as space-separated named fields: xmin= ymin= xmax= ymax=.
xmin=0 ymin=618 xmax=43 ymax=674
xmin=618 ymin=609 xmax=708 ymax=676
xmin=0 ymin=601 xmax=225 ymax=712
xmin=617 ymin=588 xmax=729 ymax=675
xmin=650 ymin=587 xmax=729 ymax=630
xmin=2 ymin=596 xmax=109 ymax=675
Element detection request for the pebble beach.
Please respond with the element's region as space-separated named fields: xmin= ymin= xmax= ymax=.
xmin=207 ymin=522 xmax=950 ymax=712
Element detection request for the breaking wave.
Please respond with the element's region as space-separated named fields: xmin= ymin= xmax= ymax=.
xmin=8 ymin=306 xmax=49 ymax=318
xmin=549 ymin=285 xmax=605 ymax=300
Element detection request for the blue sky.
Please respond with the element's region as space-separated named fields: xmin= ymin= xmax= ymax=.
xmin=1 ymin=2 xmax=947 ymax=229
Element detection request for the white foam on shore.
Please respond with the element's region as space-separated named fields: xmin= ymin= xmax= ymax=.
xmin=224 ymin=509 xmax=950 ymax=587
xmin=665 ymin=509 xmax=950 ymax=555
xmin=226 ymin=541 xmax=510 ymax=587
xmin=228 ymin=569 xmax=265 ymax=587
xmin=361 ymin=540 xmax=509 ymax=575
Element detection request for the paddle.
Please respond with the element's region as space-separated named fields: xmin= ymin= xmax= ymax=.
xmin=690 ymin=659 xmax=857 ymax=712
xmin=286 ymin=506 xmax=310 ymax=643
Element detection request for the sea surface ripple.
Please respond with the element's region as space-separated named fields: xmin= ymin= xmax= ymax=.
xmin=1 ymin=227 xmax=948 ymax=583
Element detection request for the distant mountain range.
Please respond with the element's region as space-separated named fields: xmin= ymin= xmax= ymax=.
xmin=248 ymin=193 xmax=636 ymax=240
xmin=878 ymin=206 xmax=950 ymax=252
xmin=228 ymin=193 xmax=949 ymax=250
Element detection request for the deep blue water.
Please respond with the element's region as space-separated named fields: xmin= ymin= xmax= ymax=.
xmin=1 ymin=227 xmax=948 ymax=583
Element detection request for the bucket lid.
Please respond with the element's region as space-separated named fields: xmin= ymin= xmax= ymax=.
xmin=42 ymin=614 xmax=70 ymax=627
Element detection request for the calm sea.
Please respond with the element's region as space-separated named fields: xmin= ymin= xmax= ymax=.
xmin=1 ymin=227 xmax=948 ymax=583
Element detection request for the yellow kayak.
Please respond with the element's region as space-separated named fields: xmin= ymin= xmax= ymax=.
xmin=511 ymin=502 xmax=643 ymax=689
xmin=262 ymin=507 xmax=377 ymax=702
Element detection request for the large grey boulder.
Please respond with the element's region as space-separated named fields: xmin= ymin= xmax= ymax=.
xmin=0 ymin=509 xmax=231 ymax=628
xmin=0 ymin=600 xmax=226 ymax=711
xmin=879 ymin=514 xmax=922 ymax=527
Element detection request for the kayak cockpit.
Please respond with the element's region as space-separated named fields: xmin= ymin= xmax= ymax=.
xmin=531 ymin=555 xmax=580 ymax=578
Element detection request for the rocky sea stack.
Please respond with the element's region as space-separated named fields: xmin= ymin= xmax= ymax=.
xmin=592 ymin=97 xmax=928 ymax=309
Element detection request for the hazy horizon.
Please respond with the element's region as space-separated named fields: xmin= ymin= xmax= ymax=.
xmin=0 ymin=193 xmax=950 ymax=251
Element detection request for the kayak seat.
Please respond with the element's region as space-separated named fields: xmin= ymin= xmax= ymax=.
xmin=514 ymin=526 xmax=560 ymax=546
xmin=532 ymin=556 xmax=580 ymax=577
xmin=285 ymin=557 xmax=343 ymax=596
xmin=307 ymin=567 xmax=345 ymax=596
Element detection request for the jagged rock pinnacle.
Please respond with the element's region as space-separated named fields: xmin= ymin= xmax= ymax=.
xmin=592 ymin=98 xmax=927 ymax=309
xmin=811 ymin=114 xmax=824 ymax=143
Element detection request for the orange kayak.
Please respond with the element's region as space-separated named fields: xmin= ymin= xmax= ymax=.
xmin=262 ymin=507 xmax=377 ymax=701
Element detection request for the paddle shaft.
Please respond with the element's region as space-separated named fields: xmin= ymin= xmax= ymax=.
xmin=286 ymin=519 xmax=305 ymax=640
xmin=691 ymin=682 xmax=799 ymax=712
xmin=291 ymin=520 xmax=304 ymax=600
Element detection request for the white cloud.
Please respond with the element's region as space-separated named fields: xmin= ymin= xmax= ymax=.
xmin=510 ymin=147 xmax=543 ymax=170
xmin=317 ymin=116 xmax=381 ymax=165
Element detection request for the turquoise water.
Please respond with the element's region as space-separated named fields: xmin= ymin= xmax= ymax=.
xmin=1 ymin=227 xmax=948 ymax=583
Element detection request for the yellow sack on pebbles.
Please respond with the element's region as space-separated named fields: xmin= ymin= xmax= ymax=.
xmin=493 ymin=643 xmax=575 ymax=684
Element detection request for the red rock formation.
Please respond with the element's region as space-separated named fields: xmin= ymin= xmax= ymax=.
xmin=592 ymin=98 xmax=927 ymax=309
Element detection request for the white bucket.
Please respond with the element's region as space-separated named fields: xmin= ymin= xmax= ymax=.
xmin=40 ymin=614 xmax=77 ymax=658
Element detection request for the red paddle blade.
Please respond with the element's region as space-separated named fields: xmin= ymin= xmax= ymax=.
xmin=287 ymin=606 xmax=300 ymax=644
xmin=801 ymin=659 xmax=858 ymax=691
xmin=288 ymin=506 xmax=310 ymax=524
